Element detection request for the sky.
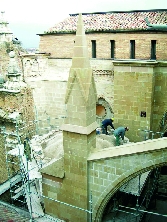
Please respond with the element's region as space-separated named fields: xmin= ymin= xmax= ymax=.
xmin=1 ymin=0 xmax=167 ymax=49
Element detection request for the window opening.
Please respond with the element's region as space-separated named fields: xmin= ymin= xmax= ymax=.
xmin=110 ymin=40 xmax=115 ymax=59
xmin=130 ymin=40 xmax=135 ymax=59
xmin=91 ymin=40 xmax=96 ymax=58
xmin=151 ymin=40 xmax=156 ymax=60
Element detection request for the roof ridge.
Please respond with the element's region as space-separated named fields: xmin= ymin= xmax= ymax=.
xmin=70 ymin=9 xmax=167 ymax=16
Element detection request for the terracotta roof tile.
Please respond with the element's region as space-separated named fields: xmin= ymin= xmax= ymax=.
xmin=45 ymin=10 xmax=167 ymax=33
xmin=0 ymin=203 xmax=30 ymax=221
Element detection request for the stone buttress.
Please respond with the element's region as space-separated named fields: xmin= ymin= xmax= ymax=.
xmin=43 ymin=14 xmax=98 ymax=221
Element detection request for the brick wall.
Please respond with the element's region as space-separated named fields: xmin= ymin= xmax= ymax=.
xmin=39 ymin=32 xmax=167 ymax=60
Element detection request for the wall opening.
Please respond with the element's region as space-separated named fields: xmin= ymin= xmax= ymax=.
xmin=130 ymin=40 xmax=135 ymax=59
xmin=163 ymin=131 xmax=167 ymax=137
xmin=96 ymin=97 xmax=114 ymax=126
xmin=99 ymin=167 xmax=167 ymax=222
xmin=151 ymin=40 xmax=156 ymax=60
xmin=110 ymin=40 xmax=115 ymax=59
xmin=96 ymin=105 xmax=106 ymax=117
xmin=91 ymin=40 xmax=96 ymax=58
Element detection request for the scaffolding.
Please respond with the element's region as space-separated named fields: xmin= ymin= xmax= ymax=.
xmin=1 ymin=113 xmax=93 ymax=221
xmin=102 ymin=168 xmax=163 ymax=222
xmin=2 ymin=118 xmax=45 ymax=221
xmin=138 ymin=128 xmax=164 ymax=141
xmin=2 ymin=116 xmax=167 ymax=222
xmin=102 ymin=127 xmax=167 ymax=222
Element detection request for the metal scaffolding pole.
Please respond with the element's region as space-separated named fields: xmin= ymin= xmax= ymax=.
xmin=2 ymin=114 xmax=94 ymax=221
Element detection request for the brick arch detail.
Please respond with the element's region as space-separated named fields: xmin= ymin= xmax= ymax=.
xmin=96 ymin=97 xmax=114 ymax=118
xmin=93 ymin=153 xmax=167 ymax=222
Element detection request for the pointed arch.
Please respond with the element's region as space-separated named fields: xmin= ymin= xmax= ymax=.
xmin=93 ymin=163 xmax=167 ymax=222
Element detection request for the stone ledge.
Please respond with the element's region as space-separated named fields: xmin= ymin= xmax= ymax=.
xmin=40 ymin=157 xmax=64 ymax=178
xmin=88 ymin=137 xmax=167 ymax=160
xmin=113 ymin=60 xmax=158 ymax=66
xmin=61 ymin=121 xmax=98 ymax=135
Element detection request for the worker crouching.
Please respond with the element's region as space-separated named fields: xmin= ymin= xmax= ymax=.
xmin=114 ymin=126 xmax=129 ymax=146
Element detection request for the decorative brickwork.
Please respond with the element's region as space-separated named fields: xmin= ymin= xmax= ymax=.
xmin=23 ymin=55 xmax=49 ymax=79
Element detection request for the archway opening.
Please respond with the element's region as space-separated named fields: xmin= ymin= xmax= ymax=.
xmin=101 ymin=168 xmax=167 ymax=222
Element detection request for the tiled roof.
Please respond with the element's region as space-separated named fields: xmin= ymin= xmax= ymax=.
xmin=45 ymin=10 xmax=167 ymax=34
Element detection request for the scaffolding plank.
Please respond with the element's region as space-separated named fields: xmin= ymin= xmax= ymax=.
xmin=11 ymin=189 xmax=24 ymax=200
xmin=0 ymin=174 xmax=22 ymax=195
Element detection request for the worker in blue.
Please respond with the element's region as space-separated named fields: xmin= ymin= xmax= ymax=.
xmin=101 ymin=118 xmax=115 ymax=135
xmin=114 ymin=126 xmax=129 ymax=146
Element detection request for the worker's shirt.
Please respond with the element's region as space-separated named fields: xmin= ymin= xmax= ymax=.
xmin=114 ymin=127 xmax=125 ymax=140
xmin=102 ymin=119 xmax=115 ymax=130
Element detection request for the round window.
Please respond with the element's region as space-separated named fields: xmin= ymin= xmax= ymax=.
xmin=96 ymin=105 xmax=106 ymax=117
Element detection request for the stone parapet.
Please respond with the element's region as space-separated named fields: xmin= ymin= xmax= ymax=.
xmin=88 ymin=137 xmax=167 ymax=160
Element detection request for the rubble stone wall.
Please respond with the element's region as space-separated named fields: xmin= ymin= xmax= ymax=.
xmin=0 ymin=135 xmax=7 ymax=183
xmin=0 ymin=87 xmax=35 ymax=183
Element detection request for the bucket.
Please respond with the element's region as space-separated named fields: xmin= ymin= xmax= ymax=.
xmin=96 ymin=128 xmax=101 ymax=135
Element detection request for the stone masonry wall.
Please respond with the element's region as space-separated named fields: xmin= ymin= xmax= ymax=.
xmin=88 ymin=138 xmax=167 ymax=221
xmin=26 ymin=58 xmax=114 ymax=129
xmin=29 ymin=80 xmax=67 ymax=133
xmin=153 ymin=63 xmax=167 ymax=133
xmin=113 ymin=61 xmax=155 ymax=142
xmin=23 ymin=55 xmax=167 ymax=142
xmin=39 ymin=32 xmax=167 ymax=60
